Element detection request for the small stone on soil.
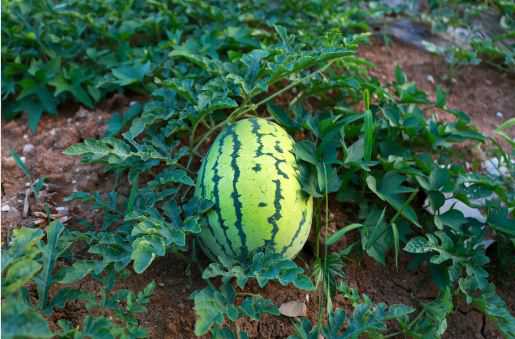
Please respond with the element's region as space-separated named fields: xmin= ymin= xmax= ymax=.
xmin=77 ymin=107 xmax=89 ymax=118
xmin=279 ymin=301 xmax=307 ymax=317
xmin=496 ymin=111 xmax=503 ymax=118
xmin=56 ymin=206 xmax=69 ymax=215
xmin=22 ymin=144 xmax=35 ymax=154
xmin=1 ymin=205 xmax=11 ymax=212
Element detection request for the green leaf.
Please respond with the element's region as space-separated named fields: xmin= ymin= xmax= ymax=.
xmin=105 ymin=103 xmax=143 ymax=137
xmin=472 ymin=284 xmax=515 ymax=337
xmin=36 ymin=220 xmax=66 ymax=309
xmin=2 ymin=227 xmax=44 ymax=270
xmin=131 ymin=239 xmax=157 ymax=274
xmin=394 ymin=65 xmax=407 ymax=85
xmin=10 ymin=149 xmax=31 ymax=178
xmin=495 ymin=129 xmax=515 ymax=147
xmin=429 ymin=167 xmax=450 ymax=190
xmin=362 ymin=207 xmax=389 ymax=265
xmin=50 ymin=66 xmax=94 ymax=108
xmin=56 ymin=260 xmax=96 ymax=284
xmin=148 ymin=168 xmax=195 ymax=187
xmin=496 ymin=117 xmax=515 ymax=131
xmin=170 ymin=48 xmax=212 ymax=70
xmin=1 ymin=297 xmax=53 ymax=339
xmin=385 ymin=304 xmax=416 ymax=319
xmin=15 ymin=97 xmax=44 ymax=132
xmin=81 ymin=316 xmax=114 ymax=338
xmin=366 ymin=172 xmax=420 ymax=227
xmin=51 ymin=288 xmax=92 ymax=309
xmin=202 ymin=251 xmax=315 ymax=291
xmin=295 ymin=141 xmax=317 ymax=165
xmin=396 ymin=82 xmax=429 ymax=104
xmin=267 ymin=102 xmax=297 ymax=131
xmin=487 ymin=208 xmax=515 ymax=237
xmin=316 ymin=163 xmax=341 ymax=194
xmin=239 ymin=296 xmax=279 ymax=320
xmin=105 ymin=113 xmax=123 ymax=137
xmin=363 ymin=110 xmax=374 ymax=162
xmin=64 ymin=138 xmax=132 ymax=165
xmin=428 ymin=191 xmax=445 ymax=211
xmin=126 ymin=170 xmax=139 ymax=214
xmin=392 ymin=222 xmax=400 ymax=268
xmin=382 ymin=104 xmax=400 ymax=126
xmin=344 ymin=138 xmax=365 ymax=164
xmin=410 ymin=288 xmax=453 ymax=337
xmin=404 ymin=236 xmax=431 ymax=253
xmin=435 ymin=85 xmax=447 ymax=108
xmin=294 ymin=275 xmax=317 ymax=291
xmin=196 ymin=93 xmax=238 ymax=117
xmin=3 ymin=259 xmax=41 ymax=294
xmin=112 ymin=62 xmax=151 ymax=86
xmin=295 ymin=282 xmax=416 ymax=338
xmin=435 ymin=209 xmax=467 ymax=232
xmin=192 ymin=282 xmax=237 ymax=336
xmin=326 ymin=224 xmax=363 ymax=246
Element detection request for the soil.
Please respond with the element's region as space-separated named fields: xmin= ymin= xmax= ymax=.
xmin=358 ymin=38 xmax=515 ymax=138
xmin=1 ymin=106 xmax=112 ymax=244
xmin=1 ymin=39 xmax=514 ymax=338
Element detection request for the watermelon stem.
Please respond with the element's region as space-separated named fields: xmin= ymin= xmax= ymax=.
xmin=237 ymin=292 xmax=261 ymax=297
xmin=190 ymin=60 xmax=339 ymax=156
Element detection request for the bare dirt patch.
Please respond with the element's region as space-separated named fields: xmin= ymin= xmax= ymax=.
xmin=358 ymin=38 xmax=515 ymax=138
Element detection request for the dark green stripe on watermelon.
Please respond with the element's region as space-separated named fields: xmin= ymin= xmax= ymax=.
xmin=227 ymin=126 xmax=248 ymax=259
xmin=250 ymin=118 xmax=289 ymax=179
xmin=281 ymin=210 xmax=307 ymax=255
xmin=198 ymin=154 xmax=230 ymax=258
xmin=250 ymin=118 xmax=274 ymax=157
xmin=265 ymin=179 xmax=283 ymax=247
xmin=211 ymin=129 xmax=238 ymax=257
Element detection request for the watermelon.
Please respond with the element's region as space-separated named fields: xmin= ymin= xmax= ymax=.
xmin=196 ymin=117 xmax=313 ymax=261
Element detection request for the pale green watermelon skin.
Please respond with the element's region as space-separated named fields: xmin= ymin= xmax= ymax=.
xmin=196 ymin=117 xmax=313 ymax=261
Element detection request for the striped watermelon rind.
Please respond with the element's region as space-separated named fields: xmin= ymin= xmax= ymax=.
xmin=196 ymin=117 xmax=313 ymax=261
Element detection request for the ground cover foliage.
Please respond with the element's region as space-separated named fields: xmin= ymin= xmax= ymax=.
xmin=2 ymin=0 xmax=514 ymax=338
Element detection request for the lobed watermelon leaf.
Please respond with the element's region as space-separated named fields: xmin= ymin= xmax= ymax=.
xmin=203 ymin=251 xmax=315 ymax=291
xmin=192 ymin=281 xmax=279 ymax=336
